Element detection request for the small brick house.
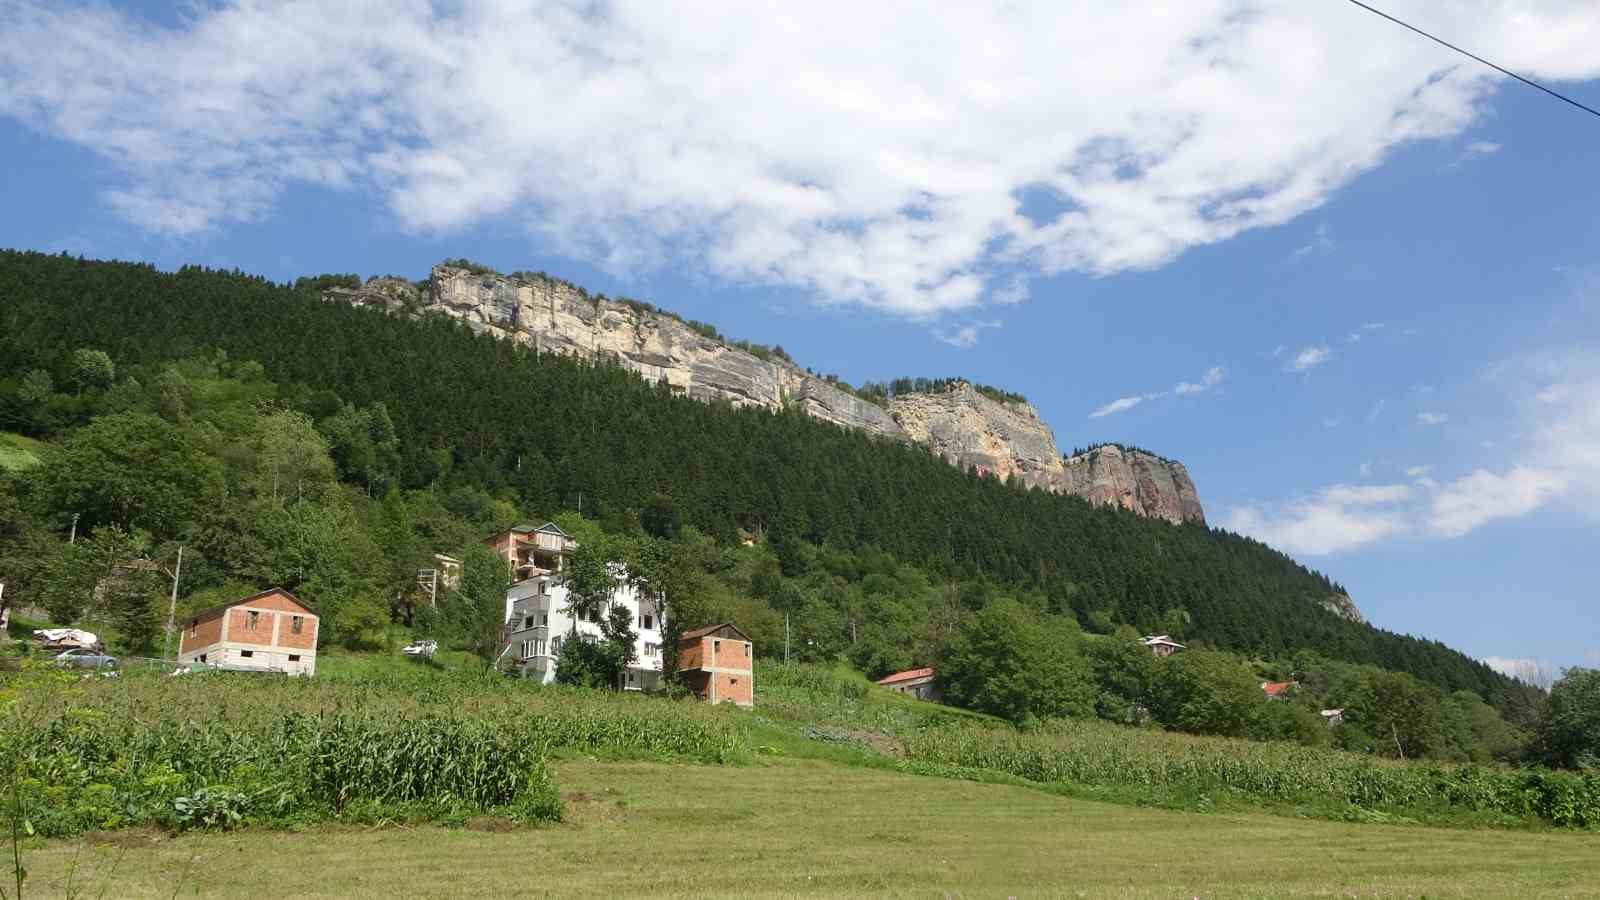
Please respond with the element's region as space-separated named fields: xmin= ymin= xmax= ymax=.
xmin=178 ymin=588 xmax=318 ymax=676
xmin=677 ymin=623 xmax=753 ymax=707
xmin=877 ymin=667 xmax=942 ymax=702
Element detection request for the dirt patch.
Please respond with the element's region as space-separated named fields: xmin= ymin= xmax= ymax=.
xmin=85 ymin=827 xmax=167 ymax=850
xmin=561 ymin=790 xmax=628 ymax=827
xmin=465 ymin=816 xmax=522 ymax=833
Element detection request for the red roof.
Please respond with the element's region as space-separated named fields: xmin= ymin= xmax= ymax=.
xmin=877 ymin=667 xmax=936 ymax=686
xmin=1261 ymin=681 xmax=1296 ymax=697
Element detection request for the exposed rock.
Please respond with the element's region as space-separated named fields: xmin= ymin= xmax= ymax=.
xmin=325 ymin=264 xmax=1211 ymax=525
xmin=887 ymin=383 xmax=1065 ymax=491
xmin=1059 ymin=444 xmax=1206 ymax=525
xmin=1320 ymin=593 xmax=1365 ymax=624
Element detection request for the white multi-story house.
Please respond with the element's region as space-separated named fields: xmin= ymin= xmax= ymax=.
xmin=490 ymin=523 xmax=665 ymax=690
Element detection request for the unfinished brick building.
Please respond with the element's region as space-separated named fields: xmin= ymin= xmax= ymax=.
xmin=677 ymin=623 xmax=753 ymax=707
xmin=178 ymin=588 xmax=319 ymax=676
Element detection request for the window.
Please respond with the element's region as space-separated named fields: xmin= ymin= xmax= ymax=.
xmin=290 ymin=616 xmax=303 ymax=635
xmin=523 ymin=616 xmax=535 ymax=630
xmin=288 ymin=654 xmax=301 ymax=662
xmin=240 ymin=650 xmax=254 ymax=658
xmin=641 ymin=613 xmax=654 ymax=630
xmin=744 ymin=644 xmax=750 ymax=658
xmin=714 ymin=640 xmax=721 ymax=652
xmin=644 ymin=642 xmax=659 ymax=658
xmin=199 ymin=654 xmax=207 ymax=663
xmin=246 ymin=610 xmax=260 ymax=632
xmin=540 ymin=612 xmax=549 ymax=626
xmin=552 ymin=636 xmax=563 ymax=656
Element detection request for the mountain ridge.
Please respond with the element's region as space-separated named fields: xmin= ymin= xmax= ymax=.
xmin=326 ymin=263 xmax=1208 ymax=526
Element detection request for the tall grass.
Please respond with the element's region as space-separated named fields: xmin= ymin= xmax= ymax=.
xmin=904 ymin=719 xmax=1600 ymax=828
xmin=0 ymin=666 xmax=746 ymax=836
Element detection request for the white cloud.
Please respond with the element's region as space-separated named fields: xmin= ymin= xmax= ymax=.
xmin=1091 ymin=365 xmax=1222 ymax=417
xmin=1429 ymin=466 xmax=1566 ymax=537
xmin=3 ymin=2 xmax=1599 ymax=317
xmin=1292 ymin=223 xmax=1335 ymax=259
xmin=1089 ymin=394 xmax=1152 ymax=419
xmin=1225 ymin=484 xmax=1410 ymax=556
xmin=1405 ymin=465 xmax=1432 ymax=477
xmin=1367 ymin=398 xmax=1387 ymax=423
xmin=1287 ymin=346 xmax=1333 ymax=373
xmin=1482 ymin=656 xmax=1557 ymax=689
xmin=1454 ymin=140 xmax=1503 ymax=166
xmin=1346 ymin=332 xmax=1362 ymax=343
xmin=1358 ymin=461 xmax=1375 ymax=478
xmin=1417 ymin=411 xmax=1449 ymax=426
xmin=1174 ymin=366 xmax=1224 ymax=395
xmin=933 ymin=319 xmax=1003 ymax=349
xmin=1322 ymin=416 xmax=1343 ymax=428
xmin=1363 ymin=322 xmax=1386 ymax=331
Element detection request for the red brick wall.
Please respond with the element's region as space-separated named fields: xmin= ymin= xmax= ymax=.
xmin=179 ymin=611 xmax=224 ymax=654
xmin=227 ymin=608 xmax=275 ymax=647
xmin=245 ymin=590 xmax=312 ymax=615
xmin=714 ymin=671 xmax=753 ymax=706
xmin=679 ymin=638 xmax=706 ymax=670
xmin=276 ymin=613 xmax=317 ymax=650
xmin=710 ymin=638 xmax=752 ymax=673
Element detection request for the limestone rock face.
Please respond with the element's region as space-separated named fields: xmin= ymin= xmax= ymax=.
xmin=1320 ymin=593 xmax=1365 ymax=624
xmin=887 ymin=384 xmax=1066 ymax=491
xmin=1059 ymin=444 xmax=1206 ymax=525
xmin=325 ymin=264 xmax=1212 ymax=526
xmin=419 ymin=266 xmax=906 ymax=436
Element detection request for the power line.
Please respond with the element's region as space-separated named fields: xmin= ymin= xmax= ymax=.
xmin=1342 ymin=0 xmax=1600 ymax=121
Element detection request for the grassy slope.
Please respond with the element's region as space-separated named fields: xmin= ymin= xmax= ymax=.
xmin=23 ymin=758 xmax=1600 ymax=899
xmin=0 ymin=431 xmax=44 ymax=472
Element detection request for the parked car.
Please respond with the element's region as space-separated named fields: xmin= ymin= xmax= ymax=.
xmin=402 ymin=639 xmax=438 ymax=659
xmin=53 ymin=648 xmax=118 ymax=669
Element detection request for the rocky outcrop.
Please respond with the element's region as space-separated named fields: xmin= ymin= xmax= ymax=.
xmin=417 ymin=266 xmax=906 ymax=437
xmin=1059 ymin=444 xmax=1206 ymax=525
xmin=887 ymin=384 xmax=1066 ymax=491
xmin=325 ymin=264 xmax=1210 ymax=524
xmin=1320 ymin=593 xmax=1365 ymax=624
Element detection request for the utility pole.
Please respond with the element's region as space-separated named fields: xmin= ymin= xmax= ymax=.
xmin=69 ymin=512 xmax=80 ymax=545
xmin=162 ymin=546 xmax=183 ymax=661
xmin=784 ymin=613 xmax=791 ymax=664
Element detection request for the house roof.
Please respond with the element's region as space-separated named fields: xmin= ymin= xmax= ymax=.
xmin=877 ymin=667 xmax=936 ymax=686
xmin=1320 ymin=708 xmax=1345 ymax=717
xmin=1141 ymin=634 xmax=1186 ymax=648
xmin=510 ymin=521 xmax=571 ymax=537
xmin=1261 ymin=681 xmax=1297 ymax=697
xmin=680 ymin=622 xmax=751 ymax=643
xmin=188 ymin=588 xmax=314 ymax=622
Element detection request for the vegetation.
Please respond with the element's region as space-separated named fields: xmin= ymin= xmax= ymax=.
xmin=903 ymin=719 xmax=1600 ymax=828
xmin=18 ymin=757 xmax=1600 ymax=899
xmin=0 ymin=252 xmax=1527 ymax=719
xmin=856 ymin=376 xmax=1027 ymax=406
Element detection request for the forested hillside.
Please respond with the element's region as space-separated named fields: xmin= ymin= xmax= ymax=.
xmin=0 ymin=251 xmax=1523 ymax=708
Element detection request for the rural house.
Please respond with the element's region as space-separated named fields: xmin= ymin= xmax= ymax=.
xmin=487 ymin=522 xmax=576 ymax=581
xmin=497 ymin=526 xmax=665 ymax=690
xmin=1261 ymin=680 xmax=1297 ymax=700
xmin=877 ymin=667 xmax=941 ymax=702
xmin=178 ymin=588 xmax=318 ymax=676
xmin=1141 ymin=634 xmax=1186 ymax=657
xmin=677 ymin=623 xmax=753 ymax=707
xmin=502 ymin=567 xmax=666 ymax=690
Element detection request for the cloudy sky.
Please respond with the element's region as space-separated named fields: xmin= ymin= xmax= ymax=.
xmin=2 ymin=0 xmax=1597 ymax=675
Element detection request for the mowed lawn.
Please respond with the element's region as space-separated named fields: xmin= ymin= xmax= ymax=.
xmin=24 ymin=758 xmax=1600 ymax=899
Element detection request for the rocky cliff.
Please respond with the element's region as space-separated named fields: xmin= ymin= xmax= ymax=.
xmin=325 ymin=264 xmax=1208 ymax=524
xmin=888 ymin=384 xmax=1066 ymax=492
xmin=1059 ymin=444 xmax=1206 ymax=525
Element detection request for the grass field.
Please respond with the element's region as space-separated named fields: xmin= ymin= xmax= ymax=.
xmin=20 ymin=757 xmax=1600 ymax=898
xmin=0 ymin=431 xmax=44 ymax=472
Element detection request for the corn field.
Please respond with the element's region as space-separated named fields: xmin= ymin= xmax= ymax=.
xmin=0 ymin=666 xmax=746 ymax=836
xmin=903 ymin=719 xmax=1600 ymax=828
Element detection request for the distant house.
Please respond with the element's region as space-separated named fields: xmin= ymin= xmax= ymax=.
xmin=877 ymin=667 xmax=941 ymax=702
xmin=1261 ymin=680 xmax=1297 ymax=700
xmin=487 ymin=522 xmax=577 ymax=581
xmin=1321 ymin=708 xmax=1345 ymax=727
xmin=178 ymin=588 xmax=318 ymax=676
xmin=677 ymin=623 xmax=753 ymax=707
xmin=502 ymin=564 xmax=665 ymax=691
xmin=1141 ymin=634 xmax=1186 ymax=657
xmin=415 ymin=553 xmax=461 ymax=608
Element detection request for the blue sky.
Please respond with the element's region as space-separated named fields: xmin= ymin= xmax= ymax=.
xmin=2 ymin=1 xmax=1597 ymax=678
